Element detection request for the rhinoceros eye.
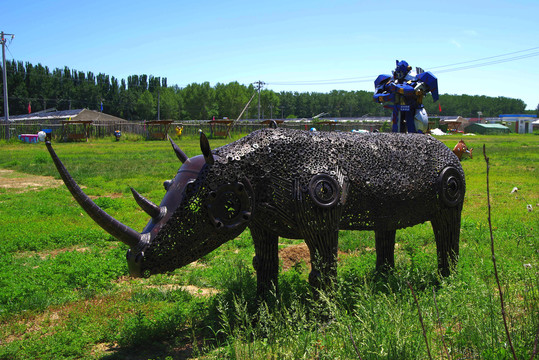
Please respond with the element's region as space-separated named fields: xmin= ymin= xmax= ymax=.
xmin=163 ymin=180 xmax=173 ymax=191
xmin=185 ymin=180 xmax=197 ymax=195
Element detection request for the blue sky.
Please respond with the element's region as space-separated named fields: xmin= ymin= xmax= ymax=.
xmin=4 ymin=0 xmax=539 ymax=110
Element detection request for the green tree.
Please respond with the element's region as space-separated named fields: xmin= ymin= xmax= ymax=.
xmin=215 ymin=82 xmax=252 ymax=119
xmin=260 ymin=90 xmax=280 ymax=119
xmin=119 ymin=79 xmax=136 ymax=120
xmin=157 ymin=87 xmax=179 ymax=120
xmin=108 ymin=76 xmax=121 ymax=117
xmin=278 ymin=91 xmax=296 ymax=119
xmin=180 ymin=82 xmax=217 ymax=120
xmin=136 ymin=90 xmax=155 ymax=120
xmin=5 ymin=61 xmax=28 ymax=114
xmin=0 ymin=59 xmax=532 ymax=121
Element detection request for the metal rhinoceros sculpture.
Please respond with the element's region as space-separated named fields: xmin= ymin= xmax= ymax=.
xmin=47 ymin=128 xmax=465 ymax=294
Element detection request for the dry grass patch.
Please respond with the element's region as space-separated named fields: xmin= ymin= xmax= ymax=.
xmin=13 ymin=245 xmax=104 ymax=260
xmin=88 ymin=192 xmax=124 ymax=199
xmin=0 ymin=291 xmax=133 ymax=346
xmin=113 ymin=274 xmax=219 ymax=297
xmin=0 ymin=169 xmax=63 ymax=193
xmin=280 ymin=243 xmax=311 ymax=271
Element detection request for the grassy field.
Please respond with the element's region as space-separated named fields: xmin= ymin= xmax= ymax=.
xmin=0 ymin=132 xmax=537 ymax=359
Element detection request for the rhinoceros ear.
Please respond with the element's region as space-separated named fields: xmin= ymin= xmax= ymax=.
xmin=200 ymin=132 xmax=214 ymax=165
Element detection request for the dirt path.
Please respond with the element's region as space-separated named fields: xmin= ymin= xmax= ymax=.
xmin=0 ymin=169 xmax=63 ymax=193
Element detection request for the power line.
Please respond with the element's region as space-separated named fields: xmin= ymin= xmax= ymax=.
xmin=7 ymin=46 xmax=538 ymax=89
xmin=270 ymin=74 xmax=374 ymax=85
xmin=434 ymin=51 xmax=539 ymax=73
xmin=267 ymin=47 xmax=539 ymax=86
xmin=2 ymin=46 xmax=538 ymax=103
xmin=428 ymin=46 xmax=539 ymax=70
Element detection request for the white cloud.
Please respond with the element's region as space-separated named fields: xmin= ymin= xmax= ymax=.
xmin=451 ymin=39 xmax=462 ymax=48
xmin=462 ymin=30 xmax=479 ymax=37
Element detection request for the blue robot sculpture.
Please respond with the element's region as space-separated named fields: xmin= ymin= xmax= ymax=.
xmin=374 ymin=60 xmax=439 ymax=133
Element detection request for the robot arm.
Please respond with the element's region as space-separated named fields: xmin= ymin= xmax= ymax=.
xmin=373 ymin=73 xmax=416 ymax=103
xmin=373 ymin=74 xmax=394 ymax=103
xmin=416 ymin=71 xmax=439 ymax=102
xmin=374 ymin=74 xmax=392 ymax=89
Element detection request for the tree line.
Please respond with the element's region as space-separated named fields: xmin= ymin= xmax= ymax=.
xmin=0 ymin=60 xmax=532 ymax=121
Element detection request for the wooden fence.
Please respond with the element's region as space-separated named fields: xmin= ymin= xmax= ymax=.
xmin=1 ymin=120 xmax=386 ymax=141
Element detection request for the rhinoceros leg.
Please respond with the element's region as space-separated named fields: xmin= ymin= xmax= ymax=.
xmin=375 ymin=229 xmax=397 ymax=271
xmin=250 ymin=225 xmax=279 ymax=297
xmin=431 ymin=208 xmax=461 ymax=276
xmin=304 ymin=230 xmax=339 ymax=291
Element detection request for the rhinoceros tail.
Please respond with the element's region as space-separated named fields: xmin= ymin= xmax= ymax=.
xmin=45 ymin=141 xmax=142 ymax=249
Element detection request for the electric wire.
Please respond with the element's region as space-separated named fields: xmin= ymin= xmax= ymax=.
xmin=428 ymin=46 xmax=539 ymax=70
xmin=267 ymin=47 xmax=539 ymax=86
xmin=2 ymin=46 xmax=538 ymax=104
xmin=3 ymin=46 xmax=538 ymax=88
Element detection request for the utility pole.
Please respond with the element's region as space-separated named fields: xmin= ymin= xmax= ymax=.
xmin=253 ymin=80 xmax=265 ymax=121
xmin=1 ymin=31 xmax=14 ymax=140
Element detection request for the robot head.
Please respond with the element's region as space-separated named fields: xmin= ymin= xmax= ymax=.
xmin=394 ymin=60 xmax=411 ymax=80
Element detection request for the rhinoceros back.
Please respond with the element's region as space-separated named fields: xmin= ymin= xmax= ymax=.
xmin=213 ymin=128 xmax=464 ymax=232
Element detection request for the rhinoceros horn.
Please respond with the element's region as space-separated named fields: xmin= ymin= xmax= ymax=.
xmin=167 ymin=135 xmax=188 ymax=163
xmin=45 ymin=141 xmax=143 ymax=249
xmin=130 ymin=187 xmax=166 ymax=220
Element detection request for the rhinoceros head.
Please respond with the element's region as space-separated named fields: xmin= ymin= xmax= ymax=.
xmin=46 ymin=133 xmax=254 ymax=278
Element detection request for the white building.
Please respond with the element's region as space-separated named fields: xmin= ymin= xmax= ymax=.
xmin=497 ymin=114 xmax=536 ymax=134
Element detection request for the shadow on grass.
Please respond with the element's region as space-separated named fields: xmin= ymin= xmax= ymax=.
xmin=339 ymin=263 xmax=443 ymax=294
xmin=99 ymin=263 xmax=258 ymax=359
xmin=100 ymin=258 xmax=452 ymax=359
xmin=101 ymin=342 xmax=194 ymax=360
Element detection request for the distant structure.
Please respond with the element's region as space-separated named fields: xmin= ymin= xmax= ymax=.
xmin=2 ymin=108 xmax=128 ymax=141
xmin=497 ymin=114 xmax=536 ymax=134
xmin=464 ymin=123 xmax=510 ymax=135
xmin=3 ymin=108 xmax=127 ymax=125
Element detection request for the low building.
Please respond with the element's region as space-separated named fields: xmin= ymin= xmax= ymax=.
xmin=465 ymin=123 xmax=510 ymax=135
xmin=1 ymin=109 xmax=129 ymax=140
xmin=497 ymin=114 xmax=536 ymax=134
xmin=5 ymin=108 xmax=127 ymax=125
xmin=440 ymin=116 xmax=470 ymax=132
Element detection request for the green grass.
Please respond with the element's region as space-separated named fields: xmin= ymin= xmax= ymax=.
xmin=0 ymin=133 xmax=537 ymax=359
